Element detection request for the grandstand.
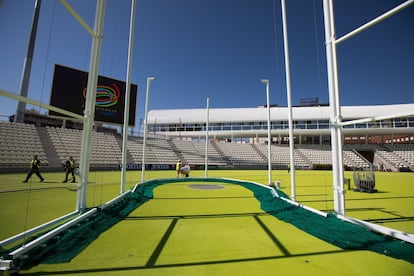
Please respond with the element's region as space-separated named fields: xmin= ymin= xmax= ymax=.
xmin=1 ymin=105 xmax=413 ymax=172
xmin=146 ymin=104 xmax=414 ymax=143
xmin=0 ymin=122 xmax=47 ymax=168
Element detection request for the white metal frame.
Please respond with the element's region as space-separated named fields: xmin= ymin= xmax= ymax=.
xmin=76 ymin=0 xmax=106 ymax=211
xmin=281 ymin=0 xmax=296 ymax=201
xmin=121 ymin=0 xmax=137 ymax=194
xmin=323 ymin=0 xmax=414 ymax=216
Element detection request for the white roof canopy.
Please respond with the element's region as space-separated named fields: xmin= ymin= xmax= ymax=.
xmin=147 ymin=103 xmax=414 ymax=124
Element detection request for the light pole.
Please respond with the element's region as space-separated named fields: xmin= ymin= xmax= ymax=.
xmin=205 ymin=96 xmax=210 ymax=177
xmin=261 ymin=79 xmax=272 ymax=185
xmin=141 ymin=76 xmax=155 ymax=182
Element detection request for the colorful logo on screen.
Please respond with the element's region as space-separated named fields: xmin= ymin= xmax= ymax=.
xmin=83 ymin=83 xmax=120 ymax=107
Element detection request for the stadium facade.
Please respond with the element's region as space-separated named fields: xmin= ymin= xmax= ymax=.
xmin=147 ymin=103 xmax=414 ymax=144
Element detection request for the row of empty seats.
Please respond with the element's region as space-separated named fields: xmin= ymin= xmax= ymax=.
xmin=254 ymin=144 xmax=308 ymax=167
xmin=214 ymin=142 xmax=263 ymax=165
xmin=47 ymin=126 xmax=123 ymax=166
xmin=173 ymin=140 xmax=226 ymax=166
xmin=127 ymin=137 xmax=178 ymax=164
xmin=0 ymin=122 xmax=47 ymax=167
xmin=0 ymin=122 xmax=412 ymax=170
xmin=385 ymin=144 xmax=414 ymax=166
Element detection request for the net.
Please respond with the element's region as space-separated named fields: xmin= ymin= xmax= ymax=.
xmin=353 ymin=168 xmax=377 ymax=193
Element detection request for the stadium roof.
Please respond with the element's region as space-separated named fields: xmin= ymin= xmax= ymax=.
xmin=148 ymin=103 xmax=414 ymax=124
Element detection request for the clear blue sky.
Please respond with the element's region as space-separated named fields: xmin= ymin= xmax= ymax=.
xmin=0 ymin=0 xmax=413 ymax=132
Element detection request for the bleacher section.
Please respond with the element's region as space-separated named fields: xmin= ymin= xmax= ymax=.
xmin=390 ymin=144 xmax=414 ymax=167
xmin=46 ymin=126 xmax=122 ymax=167
xmin=0 ymin=122 xmax=47 ymax=167
xmin=0 ymin=122 xmax=412 ymax=171
xmin=343 ymin=147 xmax=371 ymax=169
xmin=213 ymin=142 xmax=264 ymax=166
xmin=296 ymin=145 xmax=332 ymax=166
xmin=171 ymin=140 xmax=227 ymax=166
xmin=254 ymin=144 xmax=308 ymax=168
xmin=127 ymin=137 xmax=178 ymax=165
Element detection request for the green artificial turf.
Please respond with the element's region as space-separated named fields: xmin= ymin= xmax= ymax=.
xmin=1 ymin=170 xmax=413 ymax=275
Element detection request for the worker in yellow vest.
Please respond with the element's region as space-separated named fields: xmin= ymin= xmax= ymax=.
xmin=63 ymin=156 xmax=76 ymax=183
xmin=176 ymin=160 xmax=181 ymax=178
xmin=23 ymin=155 xmax=44 ymax=183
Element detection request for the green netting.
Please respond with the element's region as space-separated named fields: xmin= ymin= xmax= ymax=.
xmin=2 ymin=177 xmax=413 ymax=270
xmin=2 ymin=189 xmax=152 ymax=270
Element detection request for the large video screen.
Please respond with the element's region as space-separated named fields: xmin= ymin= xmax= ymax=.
xmin=49 ymin=64 xmax=137 ymax=126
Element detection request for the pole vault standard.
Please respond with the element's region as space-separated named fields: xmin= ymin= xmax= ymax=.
xmin=76 ymin=0 xmax=106 ymax=211
xmin=280 ymin=0 xmax=296 ymax=201
xmin=323 ymin=0 xmax=346 ymax=216
xmin=121 ymin=0 xmax=137 ymax=194
xmin=322 ymin=0 xmax=414 ymax=216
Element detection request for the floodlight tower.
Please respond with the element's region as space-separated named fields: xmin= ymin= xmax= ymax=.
xmin=15 ymin=0 xmax=41 ymax=123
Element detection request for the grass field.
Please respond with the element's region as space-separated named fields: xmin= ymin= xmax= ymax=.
xmin=1 ymin=169 xmax=413 ymax=275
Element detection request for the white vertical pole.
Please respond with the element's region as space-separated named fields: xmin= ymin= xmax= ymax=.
xmin=205 ymin=96 xmax=210 ymax=177
xmin=323 ymin=0 xmax=345 ymax=215
xmin=262 ymin=80 xmax=272 ymax=185
xmin=77 ymin=0 xmax=106 ymax=212
xmin=120 ymin=0 xmax=138 ymax=194
xmin=281 ymin=0 xmax=296 ymax=201
xmin=121 ymin=0 xmax=136 ymax=194
xmin=141 ymin=77 xmax=155 ymax=182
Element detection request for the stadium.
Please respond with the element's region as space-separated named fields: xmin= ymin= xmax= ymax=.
xmin=146 ymin=103 xmax=414 ymax=170
xmin=2 ymin=102 xmax=414 ymax=172
xmin=1 ymin=0 xmax=414 ymax=275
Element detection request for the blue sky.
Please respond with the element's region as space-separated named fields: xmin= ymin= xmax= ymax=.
xmin=0 ymin=0 xmax=413 ymax=132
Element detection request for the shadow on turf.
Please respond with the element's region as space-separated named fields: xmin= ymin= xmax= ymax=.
xmin=299 ymin=194 xmax=414 ymax=204
xmin=0 ymin=185 xmax=78 ymax=194
xmin=125 ymin=211 xmax=270 ymax=220
xmin=24 ymin=212 xmax=347 ymax=275
xmin=127 ymin=214 xmax=287 ymax=269
xmin=346 ymin=207 xmax=414 ymax=225
xmin=22 ymin=210 xmax=414 ymax=275
xmin=22 ymin=249 xmax=349 ymax=275
xmin=15 ymin=177 xmax=414 ymax=273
